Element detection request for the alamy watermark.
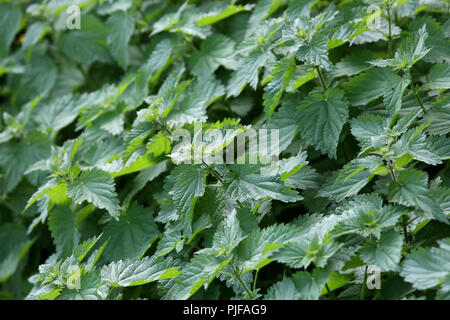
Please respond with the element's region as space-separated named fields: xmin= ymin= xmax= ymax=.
xmin=66 ymin=265 xmax=81 ymax=290
xmin=65 ymin=5 xmax=81 ymax=30
xmin=366 ymin=265 xmax=381 ymax=289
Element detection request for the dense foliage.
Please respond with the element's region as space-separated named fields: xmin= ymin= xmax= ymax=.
xmin=0 ymin=0 xmax=449 ymax=300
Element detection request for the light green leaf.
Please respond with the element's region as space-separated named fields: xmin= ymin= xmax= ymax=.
xmin=296 ymin=88 xmax=349 ymax=158
xmin=0 ymin=224 xmax=33 ymax=282
xmin=106 ymin=10 xmax=135 ymax=69
xmin=344 ymin=67 xmax=397 ymax=106
xmin=48 ymin=206 xmax=80 ymax=258
xmin=265 ymin=277 xmax=300 ymax=300
xmin=360 ymin=230 xmax=403 ymax=272
xmin=291 ymin=268 xmax=330 ymax=300
xmin=101 ymin=203 xmax=159 ymax=261
xmin=58 ymin=15 xmax=112 ymax=65
xmin=273 ymin=235 xmax=342 ymax=269
xmin=423 ymin=63 xmax=450 ymax=90
xmin=401 ymin=238 xmax=450 ymax=290
xmin=101 ymin=256 xmax=180 ymax=287
xmin=227 ymin=48 xmax=267 ymax=97
xmin=189 ymin=34 xmax=235 ymax=78
xmin=67 ymin=168 xmax=121 ymax=219
xmin=166 ymin=165 xmax=206 ymax=235
xmin=0 ymin=3 xmax=22 ymax=58
xmin=163 ymin=254 xmax=230 ymax=300
xmin=383 ymin=74 xmax=411 ymax=116
xmin=388 ymin=169 xmax=448 ymax=224
xmin=224 ymin=165 xmax=303 ymax=203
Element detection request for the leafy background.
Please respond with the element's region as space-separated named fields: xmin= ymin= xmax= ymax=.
xmin=0 ymin=0 xmax=449 ymax=300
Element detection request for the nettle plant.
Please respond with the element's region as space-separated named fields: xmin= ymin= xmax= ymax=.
xmin=0 ymin=0 xmax=449 ymax=300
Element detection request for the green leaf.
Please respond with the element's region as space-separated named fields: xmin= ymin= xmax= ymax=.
xmin=189 ymin=34 xmax=235 ymax=78
xmin=318 ymin=157 xmax=382 ymax=202
xmin=401 ymin=238 xmax=450 ymax=290
xmin=101 ymin=203 xmax=159 ymax=261
xmin=388 ymin=169 xmax=448 ymax=224
xmin=58 ymin=15 xmax=112 ymax=65
xmin=383 ymin=74 xmax=411 ymax=116
xmin=168 ymin=76 xmax=225 ymax=123
xmin=58 ymin=271 xmax=102 ymax=300
xmin=106 ymin=11 xmax=135 ymax=69
xmin=163 ymin=254 xmax=230 ymax=300
xmin=296 ymin=88 xmax=349 ymax=158
xmin=334 ymin=204 xmax=403 ymax=239
xmin=67 ymin=168 xmax=121 ymax=219
xmin=285 ymin=166 xmax=322 ymax=190
xmin=331 ymin=50 xmax=374 ymax=78
xmin=0 ymin=224 xmax=33 ymax=282
xmin=344 ymin=67 xmax=397 ymax=106
xmin=200 ymin=209 xmax=246 ymax=257
xmin=273 ymin=235 xmax=342 ymax=269
xmin=22 ymin=21 xmax=49 ymax=50
xmin=165 ymin=165 xmax=206 ymax=235
xmin=236 ymin=223 xmax=303 ymax=272
xmin=409 ymin=17 xmax=450 ymax=64
xmin=370 ymin=25 xmax=430 ymax=70
xmin=422 ymin=97 xmax=450 ymax=136
xmin=14 ymin=54 xmax=57 ymax=105
xmin=296 ymin=34 xmax=332 ymax=70
xmin=0 ymin=133 xmax=51 ymax=196
xmin=263 ymin=57 xmax=296 ymax=118
xmin=227 ymin=48 xmax=267 ymax=97
xmin=391 ymin=128 xmax=442 ymax=166
xmin=196 ymin=4 xmax=253 ymax=26
xmin=265 ymin=277 xmax=300 ymax=300
xmin=423 ymin=63 xmax=450 ymax=90
xmin=0 ymin=3 xmax=22 ymax=58
xmin=48 ymin=206 xmax=80 ymax=258
xmin=101 ymin=256 xmax=180 ymax=287
xmin=224 ymin=165 xmax=303 ymax=203
xmin=351 ymin=115 xmax=391 ymax=153
xmin=266 ymin=98 xmax=299 ymax=153
xmin=360 ymin=230 xmax=403 ymax=272
xmin=291 ymin=268 xmax=330 ymax=300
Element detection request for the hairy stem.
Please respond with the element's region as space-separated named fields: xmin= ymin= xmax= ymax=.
xmin=231 ymin=265 xmax=253 ymax=297
xmin=253 ymin=269 xmax=259 ymax=292
xmin=413 ymin=87 xmax=426 ymax=113
xmin=402 ymin=215 xmax=410 ymax=244
xmin=360 ymin=265 xmax=368 ymax=300
xmin=326 ymin=284 xmax=335 ymax=300
xmin=386 ymin=157 xmax=397 ymax=182
xmin=386 ymin=156 xmax=410 ymax=242
xmin=236 ymin=199 xmax=245 ymax=209
xmin=386 ymin=5 xmax=393 ymax=58
xmin=316 ymin=66 xmax=328 ymax=92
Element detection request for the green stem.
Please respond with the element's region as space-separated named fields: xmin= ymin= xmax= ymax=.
xmin=386 ymin=157 xmax=397 ymax=182
xmin=231 ymin=265 xmax=253 ymax=297
xmin=402 ymin=215 xmax=409 ymax=244
xmin=154 ymin=118 xmax=172 ymax=136
xmin=236 ymin=199 xmax=245 ymax=209
xmin=326 ymin=284 xmax=335 ymax=300
xmin=253 ymin=269 xmax=259 ymax=292
xmin=413 ymin=87 xmax=426 ymax=113
xmin=203 ymin=160 xmax=224 ymax=183
xmin=386 ymin=5 xmax=393 ymax=58
xmin=360 ymin=265 xmax=368 ymax=300
xmin=316 ymin=66 xmax=328 ymax=92
xmin=77 ymin=64 xmax=96 ymax=91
